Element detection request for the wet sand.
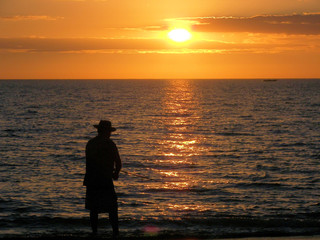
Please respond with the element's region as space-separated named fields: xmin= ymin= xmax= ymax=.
xmin=1 ymin=235 xmax=320 ymax=240
xmin=219 ymin=236 xmax=320 ymax=240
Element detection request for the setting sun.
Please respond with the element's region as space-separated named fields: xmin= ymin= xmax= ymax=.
xmin=168 ymin=29 xmax=192 ymax=42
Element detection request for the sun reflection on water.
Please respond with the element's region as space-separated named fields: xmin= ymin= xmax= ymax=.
xmin=154 ymin=80 xmax=209 ymax=195
xmin=159 ymin=80 xmax=207 ymax=158
xmin=168 ymin=203 xmax=212 ymax=212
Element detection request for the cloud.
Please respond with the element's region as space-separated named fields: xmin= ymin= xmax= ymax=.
xmin=0 ymin=36 xmax=319 ymax=55
xmin=0 ymin=15 xmax=64 ymax=21
xmin=0 ymin=38 xmax=166 ymax=52
xmin=181 ymin=13 xmax=320 ymax=35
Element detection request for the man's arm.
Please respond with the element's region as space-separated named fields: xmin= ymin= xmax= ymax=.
xmin=84 ymin=142 xmax=92 ymax=186
xmin=113 ymin=144 xmax=122 ymax=180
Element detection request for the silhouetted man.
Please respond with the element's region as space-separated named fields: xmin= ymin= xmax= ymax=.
xmin=84 ymin=120 xmax=122 ymax=238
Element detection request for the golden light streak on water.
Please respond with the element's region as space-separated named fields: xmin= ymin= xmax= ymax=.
xmin=156 ymin=80 xmax=209 ymax=192
xmin=168 ymin=203 xmax=212 ymax=212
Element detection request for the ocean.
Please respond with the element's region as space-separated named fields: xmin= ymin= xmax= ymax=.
xmin=0 ymin=79 xmax=319 ymax=239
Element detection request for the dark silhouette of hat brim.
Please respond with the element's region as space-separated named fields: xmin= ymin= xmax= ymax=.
xmin=93 ymin=125 xmax=116 ymax=132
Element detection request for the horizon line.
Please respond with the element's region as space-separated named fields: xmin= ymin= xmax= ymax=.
xmin=0 ymin=78 xmax=319 ymax=81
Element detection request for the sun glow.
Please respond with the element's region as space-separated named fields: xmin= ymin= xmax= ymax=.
xmin=168 ymin=28 xmax=192 ymax=42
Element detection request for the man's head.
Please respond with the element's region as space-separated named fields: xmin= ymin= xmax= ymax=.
xmin=93 ymin=120 xmax=116 ymax=135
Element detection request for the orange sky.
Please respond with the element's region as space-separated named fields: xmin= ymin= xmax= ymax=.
xmin=0 ymin=0 xmax=319 ymax=79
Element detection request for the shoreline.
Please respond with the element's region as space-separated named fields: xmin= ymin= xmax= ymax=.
xmin=1 ymin=237 xmax=320 ymax=240
xmin=1 ymin=234 xmax=320 ymax=240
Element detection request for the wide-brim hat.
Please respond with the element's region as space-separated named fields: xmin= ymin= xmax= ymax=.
xmin=93 ymin=120 xmax=116 ymax=132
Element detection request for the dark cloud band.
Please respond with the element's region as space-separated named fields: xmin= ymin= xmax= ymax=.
xmin=189 ymin=13 xmax=320 ymax=35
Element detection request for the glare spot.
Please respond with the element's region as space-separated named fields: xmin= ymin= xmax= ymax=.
xmin=168 ymin=28 xmax=192 ymax=42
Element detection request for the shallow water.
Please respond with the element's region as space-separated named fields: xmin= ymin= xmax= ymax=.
xmin=0 ymin=79 xmax=319 ymax=238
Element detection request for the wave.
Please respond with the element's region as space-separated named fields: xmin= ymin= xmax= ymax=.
xmin=234 ymin=181 xmax=286 ymax=189
xmin=4 ymin=212 xmax=318 ymax=227
xmin=215 ymin=131 xmax=255 ymax=136
xmin=1 ymin=214 xmax=319 ymax=239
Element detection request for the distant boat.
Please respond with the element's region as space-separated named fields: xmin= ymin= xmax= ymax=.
xmin=263 ymin=79 xmax=278 ymax=82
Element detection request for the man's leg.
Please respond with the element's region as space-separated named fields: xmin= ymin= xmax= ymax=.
xmin=90 ymin=210 xmax=98 ymax=234
xmin=109 ymin=208 xmax=119 ymax=237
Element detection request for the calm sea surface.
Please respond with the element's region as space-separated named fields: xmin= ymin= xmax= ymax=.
xmin=0 ymin=79 xmax=319 ymax=238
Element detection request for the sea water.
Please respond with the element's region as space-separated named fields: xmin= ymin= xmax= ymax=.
xmin=0 ymin=79 xmax=319 ymax=238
